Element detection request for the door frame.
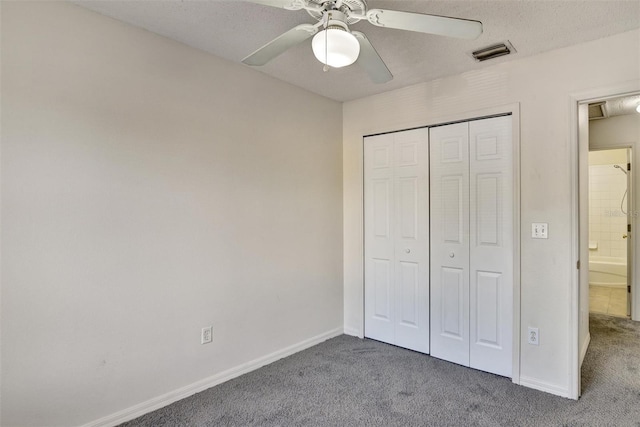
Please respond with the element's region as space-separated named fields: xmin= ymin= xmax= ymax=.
xmin=569 ymin=80 xmax=640 ymax=400
xmin=360 ymin=103 xmax=521 ymax=383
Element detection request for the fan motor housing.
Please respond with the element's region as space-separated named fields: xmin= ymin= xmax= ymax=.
xmin=325 ymin=10 xmax=349 ymax=29
xmin=307 ymin=0 xmax=367 ymax=24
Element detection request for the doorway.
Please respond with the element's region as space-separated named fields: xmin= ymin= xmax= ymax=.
xmin=573 ymin=87 xmax=640 ymax=399
xmin=587 ymin=148 xmax=631 ymax=318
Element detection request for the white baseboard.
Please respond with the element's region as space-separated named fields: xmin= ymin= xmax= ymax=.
xmin=343 ymin=326 xmax=360 ymax=337
xmin=580 ymin=332 xmax=591 ymax=367
xmin=519 ymin=376 xmax=570 ymax=398
xmin=82 ymin=327 xmax=343 ymax=427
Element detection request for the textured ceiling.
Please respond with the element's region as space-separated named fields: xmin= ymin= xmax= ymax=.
xmin=590 ymin=94 xmax=640 ymax=120
xmin=605 ymin=95 xmax=640 ymax=117
xmin=74 ymin=0 xmax=640 ymax=102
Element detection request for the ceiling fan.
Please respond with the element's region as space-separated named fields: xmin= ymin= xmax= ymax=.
xmin=241 ymin=0 xmax=483 ymax=83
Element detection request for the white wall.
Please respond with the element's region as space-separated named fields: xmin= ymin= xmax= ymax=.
xmin=1 ymin=2 xmax=343 ymax=426
xmin=589 ymin=147 xmax=627 ymax=165
xmin=591 ymin=113 xmax=640 ymax=147
xmin=344 ymin=30 xmax=640 ymax=397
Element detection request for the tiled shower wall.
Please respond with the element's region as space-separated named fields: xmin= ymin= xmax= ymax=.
xmin=589 ymin=164 xmax=628 ymax=259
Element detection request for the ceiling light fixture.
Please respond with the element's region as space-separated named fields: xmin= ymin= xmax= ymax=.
xmin=636 ymin=104 xmax=640 ymax=113
xmin=312 ymin=26 xmax=360 ymax=68
xmin=311 ymin=13 xmax=360 ymax=69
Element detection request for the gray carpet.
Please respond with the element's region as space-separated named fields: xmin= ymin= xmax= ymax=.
xmin=121 ymin=314 xmax=640 ymax=426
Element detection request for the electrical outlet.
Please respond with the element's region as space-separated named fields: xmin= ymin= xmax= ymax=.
xmin=528 ymin=327 xmax=539 ymax=345
xmin=201 ymin=326 xmax=213 ymax=345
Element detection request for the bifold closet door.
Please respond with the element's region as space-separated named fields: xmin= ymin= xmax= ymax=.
xmin=429 ymin=122 xmax=471 ymax=366
xmin=468 ymin=116 xmax=513 ymax=377
xmin=364 ymin=128 xmax=430 ymax=354
xmin=430 ymin=116 xmax=513 ymax=377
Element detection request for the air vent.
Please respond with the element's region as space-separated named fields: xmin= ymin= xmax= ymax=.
xmin=471 ymin=41 xmax=515 ymax=62
xmin=588 ymin=102 xmax=608 ymax=120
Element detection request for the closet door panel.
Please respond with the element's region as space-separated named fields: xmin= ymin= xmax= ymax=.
xmin=469 ymin=116 xmax=513 ymax=377
xmin=430 ymin=123 xmax=470 ymax=366
xmin=394 ymin=129 xmax=430 ymax=353
xmin=365 ymin=128 xmax=430 ymax=354
xmin=365 ymin=134 xmax=395 ymax=343
xmin=441 ymin=266 xmax=465 ymax=339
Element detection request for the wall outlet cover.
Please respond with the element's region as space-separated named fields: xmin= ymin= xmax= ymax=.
xmin=201 ymin=326 xmax=213 ymax=345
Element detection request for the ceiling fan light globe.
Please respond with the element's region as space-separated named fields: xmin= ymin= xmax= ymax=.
xmin=312 ymin=28 xmax=360 ymax=68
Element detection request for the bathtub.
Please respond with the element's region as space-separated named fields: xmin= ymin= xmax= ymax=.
xmin=588 ymin=256 xmax=627 ymax=287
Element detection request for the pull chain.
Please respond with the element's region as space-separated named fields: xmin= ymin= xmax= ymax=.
xmin=323 ymin=13 xmax=330 ymax=72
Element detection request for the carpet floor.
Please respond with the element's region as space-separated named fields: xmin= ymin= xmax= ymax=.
xmin=120 ymin=313 xmax=640 ymax=426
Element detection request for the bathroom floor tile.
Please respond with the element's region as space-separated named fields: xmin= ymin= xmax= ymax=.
xmin=589 ymin=285 xmax=628 ymax=318
xmin=608 ymin=301 xmax=628 ymax=317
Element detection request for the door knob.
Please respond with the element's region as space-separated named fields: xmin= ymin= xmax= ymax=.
xmin=623 ymin=234 xmax=628 ymax=239
xmin=449 ymin=252 xmax=455 ymax=258
xmin=405 ymin=249 xmax=411 ymax=253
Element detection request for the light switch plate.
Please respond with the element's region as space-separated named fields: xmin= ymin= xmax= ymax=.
xmin=532 ymin=223 xmax=548 ymax=239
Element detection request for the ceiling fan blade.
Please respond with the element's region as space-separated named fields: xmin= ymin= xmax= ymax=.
xmin=242 ymin=24 xmax=318 ymax=66
xmin=243 ymin=0 xmax=307 ymax=10
xmin=366 ymin=9 xmax=483 ymax=40
xmin=352 ymin=31 xmax=393 ymax=84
